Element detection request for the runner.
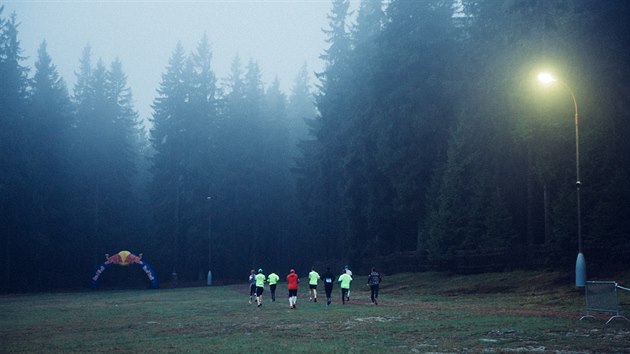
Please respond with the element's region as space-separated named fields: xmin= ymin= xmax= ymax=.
xmin=367 ymin=267 xmax=382 ymax=305
xmin=338 ymin=270 xmax=352 ymax=305
xmin=322 ymin=267 xmax=335 ymax=306
xmin=255 ymin=268 xmax=266 ymax=307
xmin=343 ymin=265 xmax=353 ymax=301
xmin=308 ymin=266 xmax=320 ymax=302
xmin=286 ymin=268 xmax=299 ymax=309
xmin=248 ymin=269 xmax=256 ymax=304
xmin=267 ymin=271 xmax=280 ymax=301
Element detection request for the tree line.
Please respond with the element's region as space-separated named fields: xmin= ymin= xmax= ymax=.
xmin=1 ymin=0 xmax=629 ymax=292
xmin=299 ymin=0 xmax=630 ymax=271
xmin=0 ymin=5 xmax=315 ymax=291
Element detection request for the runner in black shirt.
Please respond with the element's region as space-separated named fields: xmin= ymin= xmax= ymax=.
xmin=322 ymin=267 xmax=335 ymax=306
xmin=367 ymin=267 xmax=382 ymax=305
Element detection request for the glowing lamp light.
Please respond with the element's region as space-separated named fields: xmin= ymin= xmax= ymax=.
xmin=537 ymin=72 xmax=557 ymax=85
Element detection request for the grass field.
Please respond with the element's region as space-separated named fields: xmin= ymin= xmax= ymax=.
xmin=1 ymin=271 xmax=629 ymax=353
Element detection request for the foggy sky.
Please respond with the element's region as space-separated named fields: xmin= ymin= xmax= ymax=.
xmin=4 ymin=1 xmax=356 ymax=122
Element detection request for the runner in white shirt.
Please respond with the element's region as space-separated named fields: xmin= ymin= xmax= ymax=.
xmin=343 ymin=265 xmax=352 ymax=301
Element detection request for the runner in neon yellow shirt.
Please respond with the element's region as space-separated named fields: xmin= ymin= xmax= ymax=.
xmin=267 ymin=272 xmax=280 ymax=301
xmin=254 ymin=269 xmax=266 ymax=307
xmin=308 ymin=267 xmax=321 ymax=302
xmin=338 ymin=272 xmax=352 ymax=305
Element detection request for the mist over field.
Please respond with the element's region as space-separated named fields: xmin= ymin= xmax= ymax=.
xmin=4 ymin=1 xmax=346 ymax=122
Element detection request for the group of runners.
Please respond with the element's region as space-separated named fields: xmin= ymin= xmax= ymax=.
xmin=248 ymin=266 xmax=382 ymax=309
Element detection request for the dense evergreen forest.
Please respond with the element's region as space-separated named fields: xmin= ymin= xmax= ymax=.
xmin=1 ymin=0 xmax=629 ymax=292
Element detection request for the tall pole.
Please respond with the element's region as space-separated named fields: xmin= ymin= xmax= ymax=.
xmin=207 ymin=196 xmax=213 ymax=286
xmin=557 ymin=80 xmax=586 ymax=288
xmin=537 ymin=73 xmax=585 ymax=288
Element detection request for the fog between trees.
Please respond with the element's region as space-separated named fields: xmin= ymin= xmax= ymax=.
xmin=1 ymin=0 xmax=629 ymax=291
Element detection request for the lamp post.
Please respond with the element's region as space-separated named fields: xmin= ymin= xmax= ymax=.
xmin=207 ymin=196 xmax=213 ymax=286
xmin=537 ymin=72 xmax=586 ymax=288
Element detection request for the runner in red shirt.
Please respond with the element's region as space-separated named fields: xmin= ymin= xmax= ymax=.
xmin=286 ymin=269 xmax=300 ymax=309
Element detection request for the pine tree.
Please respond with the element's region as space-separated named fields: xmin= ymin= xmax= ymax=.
xmin=286 ymin=63 xmax=316 ymax=158
xmin=368 ymin=0 xmax=460 ymax=256
xmin=0 ymin=9 xmax=31 ymax=291
xmin=26 ymin=41 xmax=74 ymax=289
xmin=300 ymin=0 xmax=353 ymax=262
xmin=149 ymin=42 xmax=188 ymax=277
xmin=260 ymin=77 xmax=293 ymax=271
xmin=104 ymin=58 xmax=144 ymax=250
xmin=341 ymin=0 xmax=388 ymax=259
xmin=149 ymin=38 xmax=220 ymax=280
xmin=184 ymin=34 xmax=218 ymax=278
xmin=72 ymin=48 xmax=142 ymax=269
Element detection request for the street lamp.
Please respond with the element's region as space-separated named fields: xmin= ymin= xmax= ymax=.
xmin=537 ymin=72 xmax=586 ymax=288
xmin=207 ymin=196 xmax=213 ymax=286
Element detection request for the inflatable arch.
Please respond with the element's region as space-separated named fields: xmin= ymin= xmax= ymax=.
xmin=90 ymin=251 xmax=159 ymax=289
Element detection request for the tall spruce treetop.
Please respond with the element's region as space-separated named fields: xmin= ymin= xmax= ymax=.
xmin=319 ymin=0 xmax=351 ymax=83
xmin=150 ymin=42 xmax=186 ymax=162
xmin=224 ymin=54 xmax=244 ymax=98
xmin=186 ymin=34 xmax=217 ymax=180
xmin=264 ymin=77 xmax=290 ymax=180
xmin=243 ymin=59 xmax=264 ymax=112
xmin=231 ymin=58 xmax=265 ymax=190
xmin=216 ymin=54 xmax=246 ymax=188
xmin=73 ymin=46 xmax=93 ymax=110
xmin=1 ymin=7 xmax=29 ymax=151
xmin=265 ymin=77 xmax=287 ymax=126
xmin=189 ymin=34 xmax=217 ymax=116
xmin=106 ymin=58 xmax=141 ymax=181
xmin=352 ymin=0 xmax=384 ymax=46
xmin=286 ymin=63 xmax=315 ymax=154
xmin=32 ymin=41 xmax=69 ymax=108
xmin=316 ymin=0 xmax=352 ymax=140
xmin=0 ymin=9 xmax=29 ymax=107
xmin=29 ymin=40 xmax=72 ymax=184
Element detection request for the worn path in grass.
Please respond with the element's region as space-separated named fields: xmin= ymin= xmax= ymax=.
xmin=2 ymin=271 xmax=629 ymax=353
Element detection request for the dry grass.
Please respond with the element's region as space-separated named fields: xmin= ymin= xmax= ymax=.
xmin=1 ymin=270 xmax=629 ymax=353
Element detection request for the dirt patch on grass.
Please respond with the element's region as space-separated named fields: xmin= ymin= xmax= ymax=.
xmin=380 ymin=300 xmax=575 ymax=320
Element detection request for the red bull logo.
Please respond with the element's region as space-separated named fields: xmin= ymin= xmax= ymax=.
xmin=105 ymin=251 xmax=143 ymax=266
xmin=91 ymin=250 xmax=158 ymax=289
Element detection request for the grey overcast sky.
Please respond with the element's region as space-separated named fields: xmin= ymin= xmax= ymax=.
xmin=4 ymin=1 xmax=357 ymax=121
